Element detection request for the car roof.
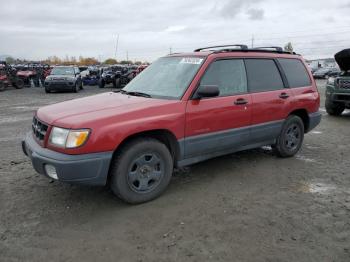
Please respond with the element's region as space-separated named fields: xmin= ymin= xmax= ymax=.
xmin=167 ymin=44 xmax=301 ymax=60
xmin=168 ymin=51 xmax=301 ymax=59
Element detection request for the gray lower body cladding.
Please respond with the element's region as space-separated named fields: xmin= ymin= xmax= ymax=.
xmin=22 ymin=133 xmax=113 ymax=186
xmin=178 ymin=112 xmax=321 ymax=167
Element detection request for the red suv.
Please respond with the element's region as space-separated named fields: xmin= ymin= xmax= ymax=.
xmin=22 ymin=45 xmax=321 ymax=203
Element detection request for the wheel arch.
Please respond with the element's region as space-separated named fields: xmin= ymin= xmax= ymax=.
xmin=288 ymin=109 xmax=309 ymax=132
xmin=107 ymin=129 xmax=181 ymax=183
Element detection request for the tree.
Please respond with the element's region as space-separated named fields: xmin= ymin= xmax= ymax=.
xmin=104 ymin=58 xmax=118 ymax=65
xmin=79 ymin=57 xmax=99 ymax=66
xmin=284 ymin=42 xmax=294 ymax=53
xmin=119 ymin=60 xmax=132 ymax=65
xmin=5 ymin=56 xmax=15 ymax=64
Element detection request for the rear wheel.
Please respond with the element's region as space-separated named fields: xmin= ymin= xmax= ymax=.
xmin=0 ymin=81 xmax=5 ymax=91
xmin=98 ymin=79 xmax=105 ymax=88
xmin=14 ymin=79 xmax=24 ymax=89
xmin=325 ymin=99 xmax=345 ymax=116
xmin=110 ymin=138 xmax=173 ymax=204
xmin=274 ymin=115 xmax=304 ymax=158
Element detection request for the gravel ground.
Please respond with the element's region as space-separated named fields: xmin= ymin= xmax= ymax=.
xmin=0 ymin=81 xmax=349 ymax=262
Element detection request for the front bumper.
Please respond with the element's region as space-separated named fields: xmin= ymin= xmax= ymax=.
xmin=44 ymin=81 xmax=75 ymax=90
xmin=22 ymin=133 xmax=113 ymax=186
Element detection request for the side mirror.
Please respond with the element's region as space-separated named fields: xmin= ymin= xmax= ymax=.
xmin=194 ymin=85 xmax=220 ymax=99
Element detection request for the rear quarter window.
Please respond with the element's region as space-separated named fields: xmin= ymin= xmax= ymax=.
xmin=245 ymin=59 xmax=285 ymax=93
xmin=278 ymin=58 xmax=311 ymax=88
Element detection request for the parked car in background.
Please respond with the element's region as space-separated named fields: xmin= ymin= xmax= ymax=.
xmin=325 ymin=48 xmax=350 ymax=116
xmin=16 ymin=65 xmax=39 ymax=87
xmin=98 ymin=67 xmax=118 ymax=88
xmin=313 ymin=67 xmax=340 ymax=79
xmin=0 ymin=61 xmax=25 ymax=91
xmin=136 ymin=64 xmax=148 ymax=75
xmin=22 ymin=45 xmax=321 ymax=204
xmin=44 ymin=66 xmax=82 ymax=93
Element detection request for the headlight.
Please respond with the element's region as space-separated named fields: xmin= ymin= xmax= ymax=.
xmin=49 ymin=127 xmax=90 ymax=148
xmin=327 ymin=77 xmax=335 ymax=86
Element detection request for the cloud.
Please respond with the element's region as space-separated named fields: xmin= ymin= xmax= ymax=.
xmin=218 ymin=0 xmax=264 ymax=19
xmin=164 ymin=26 xmax=187 ymax=33
xmin=0 ymin=0 xmax=349 ymax=61
xmin=246 ymin=8 xmax=265 ymax=20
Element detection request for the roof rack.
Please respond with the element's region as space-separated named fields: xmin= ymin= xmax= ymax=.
xmin=194 ymin=44 xmax=248 ymax=52
xmin=252 ymin=46 xmax=284 ymax=52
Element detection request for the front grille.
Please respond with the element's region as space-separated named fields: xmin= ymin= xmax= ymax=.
xmin=32 ymin=117 xmax=48 ymax=141
xmin=335 ymin=95 xmax=350 ymax=101
xmin=339 ymin=79 xmax=350 ymax=89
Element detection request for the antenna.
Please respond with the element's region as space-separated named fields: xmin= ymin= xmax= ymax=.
xmin=115 ymin=34 xmax=119 ymax=59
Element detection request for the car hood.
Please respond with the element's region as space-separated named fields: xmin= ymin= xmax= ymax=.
xmin=47 ymin=74 xmax=75 ymax=79
xmin=36 ymin=92 xmax=177 ymax=128
xmin=335 ymin=49 xmax=350 ymax=71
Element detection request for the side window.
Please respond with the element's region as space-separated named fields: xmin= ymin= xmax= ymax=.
xmin=75 ymin=67 xmax=80 ymax=74
xmin=200 ymin=59 xmax=247 ymax=96
xmin=245 ymin=59 xmax=284 ymax=93
xmin=278 ymin=58 xmax=311 ymax=88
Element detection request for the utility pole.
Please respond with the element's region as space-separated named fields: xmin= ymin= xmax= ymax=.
xmin=115 ymin=34 xmax=119 ymax=60
xmin=251 ymin=35 xmax=254 ymax=48
xmin=169 ymin=47 xmax=172 ymax=55
xmin=126 ymin=51 xmax=129 ymax=62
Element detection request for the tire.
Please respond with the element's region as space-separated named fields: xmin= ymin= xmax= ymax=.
xmin=112 ymin=79 xmax=117 ymax=88
xmin=325 ymin=99 xmax=345 ymax=116
xmin=110 ymin=138 xmax=174 ymax=204
xmin=115 ymin=78 xmax=121 ymax=88
xmin=274 ymin=115 xmax=304 ymax=158
xmin=73 ymin=83 xmax=79 ymax=93
xmin=98 ymin=79 xmax=105 ymax=88
xmin=45 ymin=86 xmax=51 ymax=93
xmin=80 ymin=80 xmax=83 ymax=89
xmin=0 ymin=81 xmax=5 ymax=91
xmin=14 ymin=79 xmax=24 ymax=89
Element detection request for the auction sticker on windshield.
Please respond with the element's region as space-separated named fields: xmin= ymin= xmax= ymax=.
xmin=180 ymin=57 xmax=203 ymax=64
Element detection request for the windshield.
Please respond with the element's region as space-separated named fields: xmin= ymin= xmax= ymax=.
xmin=122 ymin=57 xmax=205 ymax=99
xmin=51 ymin=67 xmax=75 ymax=75
xmin=316 ymin=68 xmax=330 ymax=73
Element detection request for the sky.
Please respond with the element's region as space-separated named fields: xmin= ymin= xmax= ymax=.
xmin=1 ymin=0 xmax=350 ymax=62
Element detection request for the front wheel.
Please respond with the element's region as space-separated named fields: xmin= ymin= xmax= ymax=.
xmin=73 ymin=83 xmax=79 ymax=93
xmin=274 ymin=115 xmax=304 ymax=158
xmin=325 ymin=99 xmax=345 ymax=116
xmin=110 ymin=138 xmax=173 ymax=204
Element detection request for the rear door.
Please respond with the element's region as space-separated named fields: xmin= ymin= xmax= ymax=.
xmin=245 ymin=58 xmax=294 ymax=143
xmin=184 ymin=59 xmax=252 ymax=158
xmin=277 ymin=58 xmax=319 ymax=114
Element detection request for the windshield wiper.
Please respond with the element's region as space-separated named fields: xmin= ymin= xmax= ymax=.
xmin=119 ymin=90 xmax=152 ymax=98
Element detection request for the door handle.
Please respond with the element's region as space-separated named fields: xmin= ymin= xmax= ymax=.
xmin=234 ymin=98 xmax=248 ymax=105
xmin=279 ymin=93 xmax=290 ymax=99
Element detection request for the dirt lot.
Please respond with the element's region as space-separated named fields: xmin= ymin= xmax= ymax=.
xmin=0 ymin=81 xmax=349 ymax=262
